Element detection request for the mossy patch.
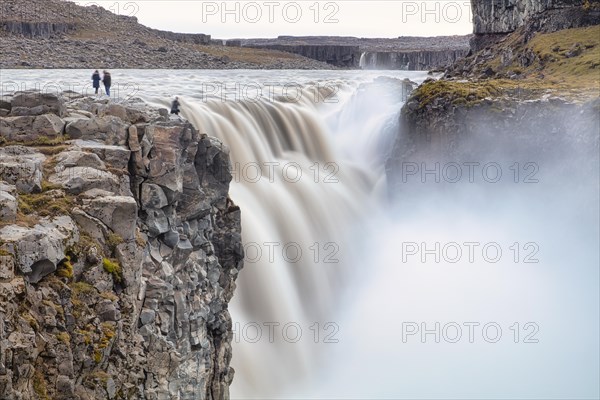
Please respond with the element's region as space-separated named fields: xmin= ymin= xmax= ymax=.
xmin=55 ymin=331 xmax=71 ymax=344
xmin=56 ymin=255 xmax=74 ymax=279
xmin=33 ymin=369 xmax=50 ymax=400
xmin=102 ymin=258 xmax=122 ymax=283
xmin=18 ymin=191 xmax=75 ymax=218
xmin=458 ymin=25 xmax=600 ymax=98
xmin=409 ymin=80 xmax=502 ymax=110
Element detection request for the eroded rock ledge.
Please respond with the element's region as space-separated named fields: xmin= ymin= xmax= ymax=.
xmin=0 ymin=91 xmax=244 ymax=399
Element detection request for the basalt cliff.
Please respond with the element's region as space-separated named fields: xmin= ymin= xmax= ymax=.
xmin=386 ymin=0 xmax=600 ymax=193
xmin=0 ymin=91 xmax=244 ymax=399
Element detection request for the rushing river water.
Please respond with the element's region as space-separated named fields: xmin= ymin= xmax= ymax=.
xmin=2 ymin=70 xmax=598 ymax=399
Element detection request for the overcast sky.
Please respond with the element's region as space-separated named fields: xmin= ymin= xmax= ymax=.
xmin=73 ymin=1 xmax=473 ymax=39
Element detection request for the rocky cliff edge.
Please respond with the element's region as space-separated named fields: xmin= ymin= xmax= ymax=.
xmin=0 ymin=91 xmax=244 ymax=399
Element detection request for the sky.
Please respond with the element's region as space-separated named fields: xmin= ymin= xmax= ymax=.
xmin=73 ymin=0 xmax=474 ymax=39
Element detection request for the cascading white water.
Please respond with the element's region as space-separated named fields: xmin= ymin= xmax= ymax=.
xmin=171 ymin=76 xmax=422 ymax=397
xmin=359 ymin=52 xmax=366 ymax=69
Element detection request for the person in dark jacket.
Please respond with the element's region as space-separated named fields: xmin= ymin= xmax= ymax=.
xmin=92 ymin=70 xmax=101 ymax=95
xmin=171 ymin=96 xmax=181 ymax=115
xmin=102 ymin=71 xmax=112 ymax=97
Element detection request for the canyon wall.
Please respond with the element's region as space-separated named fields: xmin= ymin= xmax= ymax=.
xmin=470 ymin=0 xmax=600 ymax=50
xmin=0 ymin=91 xmax=244 ymax=399
xmin=360 ymin=49 xmax=468 ymax=71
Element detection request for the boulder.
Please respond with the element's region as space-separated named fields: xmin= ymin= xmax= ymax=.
xmin=0 ymin=216 xmax=79 ymax=283
xmin=0 ymin=146 xmax=45 ymax=193
xmin=0 ymin=183 xmax=18 ymax=222
xmin=145 ymin=209 xmax=170 ymax=237
xmin=0 ymin=114 xmax=64 ymax=143
xmin=81 ymin=193 xmax=138 ymax=241
xmin=141 ymin=183 xmax=168 ymax=210
xmin=54 ymin=149 xmax=106 ymax=170
xmin=10 ymin=91 xmax=66 ymax=117
xmin=71 ymin=140 xmax=131 ymax=170
xmin=65 ymin=116 xmax=129 ymax=146
xmin=0 ymin=95 xmax=12 ymax=111
xmin=49 ymin=166 xmax=120 ymax=195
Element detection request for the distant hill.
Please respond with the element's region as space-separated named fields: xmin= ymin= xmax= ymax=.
xmin=0 ymin=0 xmax=333 ymax=69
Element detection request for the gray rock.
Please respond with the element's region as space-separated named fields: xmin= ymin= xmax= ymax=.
xmin=141 ymin=183 xmax=168 ymax=210
xmin=96 ymin=299 xmax=120 ymax=321
xmin=49 ymin=166 xmax=120 ymax=195
xmin=70 ymin=140 xmax=131 ymax=171
xmin=139 ymin=308 xmax=156 ymax=325
xmin=82 ymin=194 xmax=138 ymax=240
xmin=0 ymin=146 xmax=45 ymax=193
xmin=0 ymin=183 xmax=17 ymax=222
xmin=54 ymin=149 xmax=106 ymax=170
xmin=0 ymin=216 xmax=79 ymax=283
xmin=161 ymin=229 xmax=180 ymax=248
xmin=65 ymin=116 xmax=129 ymax=145
xmin=11 ymin=91 xmax=66 ymax=117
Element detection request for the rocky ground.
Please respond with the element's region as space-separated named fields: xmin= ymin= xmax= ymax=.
xmin=0 ymin=91 xmax=244 ymax=399
xmin=0 ymin=0 xmax=334 ymax=69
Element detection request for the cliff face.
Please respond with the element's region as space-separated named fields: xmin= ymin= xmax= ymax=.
xmin=361 ymin=49 xmax=468 ymax=71
xmin=0 ymin=92 xmax=244 ymax=399
xmin=244 ymin=44 xmax=360 ymax=67
xmin=469 ymin=0 xmax=600 ymax=51
xmin=387 ymin=0 xmax=600 ymax=193
xmin=233 ymin=36 xmax=470 ymax=69
xmin=385 ymin=83 xmax=599 ymax=195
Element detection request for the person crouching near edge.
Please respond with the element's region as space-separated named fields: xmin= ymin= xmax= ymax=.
xmin=171 ymin=96 xmax=181 ymax=115
xmin=92 ymin=70 xmax=101 ymax=95
xmin=102 ymin=70 xmax=112 ymax=97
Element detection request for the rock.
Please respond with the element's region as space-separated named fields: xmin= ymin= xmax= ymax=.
xmin=0 ymin=182 xmax=18 ymax=223
xmin=0 ymin=114 xmax=64 ymax=143
xmin=145 ymin=209 xmax=170 ymax=237
xmin=0 ymin=216 xmax=79 ymax=283
xmin=0 ymin=94 xmax=243 ymax=400
xmin=0 ymin=95 xmax=12 ymax=110
xmin=0 ymin=146 xmax=45 ymax=193
xmin=65 ymin=116 xmax=129 ymax=145
xmin=10 ymin=91 xmax=67 ymax=117
xmin=49 ymin=166 xmax=120 ymax=195
xmin=141 ymin=183 xmax=168 ymax=210
xmin=96 ymin=299 xmax=120 ymax=321
xmin=127 ymin=125 xmax=141 ymax=151
xmin=82 ymin=194 xmax=138 ymax=240
xmin=139 ymin=308 xmax=156 ymax=325
xmin=54 ymin=149 xmax=106 ymax=170
xmin=161 ymin=229 xmax=179 ymax=248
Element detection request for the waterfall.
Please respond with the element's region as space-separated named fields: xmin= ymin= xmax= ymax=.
xmin=359 ymin=52 xmax=366 ymax=69
xmin=164 ymin=78 xmax=412 ymax=397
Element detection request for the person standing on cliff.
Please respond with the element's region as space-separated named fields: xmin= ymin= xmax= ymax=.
xmin=92 ymin=70 xmax=101 ymax=95
xmin=102 ymin=70 xmax=112 ymax=97
xmin=171 ymin=96 xmax=181 ymax=115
